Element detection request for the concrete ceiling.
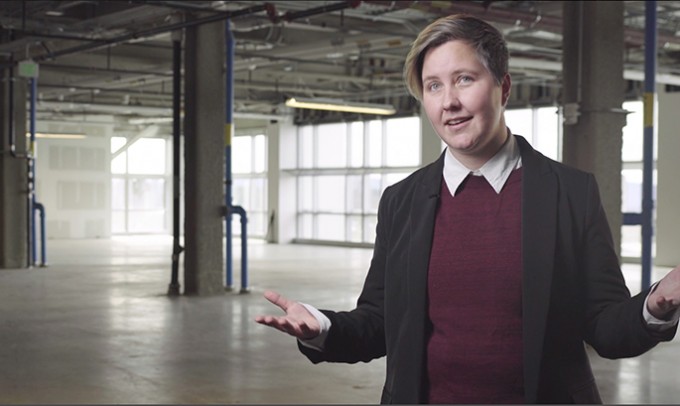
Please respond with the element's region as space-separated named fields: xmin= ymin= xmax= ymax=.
xmin=2 ymin=1 xmax=680 ymax=131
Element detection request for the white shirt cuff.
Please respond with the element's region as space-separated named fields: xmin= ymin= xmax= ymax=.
xmin=643 ymin=283 xmax=680 ymax=332
xmin=297 ymin=303 xmax=331 ymax=351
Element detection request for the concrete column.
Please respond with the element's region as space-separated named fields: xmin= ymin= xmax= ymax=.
xmin=0 ymin=71 xmax=28 ymax=269
xmin=655 ymin=88 xmax=680 ymax=267
xmin=267 ymin=116 xmax=296 ymax=244
xmin=562 ymin=1 xmax=626 ymax=256
xmin=183 ymin=20 xmax=225 ymax=295
xmin=420 ymin=108 xmax=442 ymax=165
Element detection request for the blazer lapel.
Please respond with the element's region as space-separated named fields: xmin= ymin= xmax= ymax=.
xmin=407 ymin=152 xmax=444 ymax=308
xmin=405 ymin=152 xmax=444 ymax=401
xmin=517 ymin=136 xmax=558 ymax=403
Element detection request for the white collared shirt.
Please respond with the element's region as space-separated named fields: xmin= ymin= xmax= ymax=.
xmin=443 ymin=129 xmax=522 ymax=196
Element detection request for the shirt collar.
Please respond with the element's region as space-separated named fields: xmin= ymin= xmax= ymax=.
xmin=442 ymin=131 xmax=522 ymax=196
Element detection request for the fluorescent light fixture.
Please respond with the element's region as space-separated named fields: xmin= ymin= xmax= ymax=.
xmin=27 ymin=132 xmax=87 ymax=140
xmin=285 ymin=97 xmax=396 ymax=115
xmin=128 ymin=117 xmax=173 ymax=125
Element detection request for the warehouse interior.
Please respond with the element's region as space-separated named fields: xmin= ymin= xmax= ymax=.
xmin=1 ymin=1 xmax=680 ymax=404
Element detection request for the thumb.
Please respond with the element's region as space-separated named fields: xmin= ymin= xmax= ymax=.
xmin=263 ymin=290 xmax=293 ymax=312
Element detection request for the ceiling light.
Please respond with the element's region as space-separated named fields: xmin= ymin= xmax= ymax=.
xmin=45 ymin=10 xmax=64 ymax=17
xmin=27 ymin=132 xmax=87 ymax=140
xmin=128 ymin=117 xmax=173 ymax=125
xmin=285 ymin=97 xmax=396 ymax=115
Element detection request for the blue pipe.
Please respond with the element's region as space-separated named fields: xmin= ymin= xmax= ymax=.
xmin=231 ymin=205 xmax=248 ymax=291
xmin=33 ymin=202 xmax=47 ymax=266
xmin=225 ymin=19 xmax=249 ymax=292
xmin=641 ymin=1 xmax=656 ymax=290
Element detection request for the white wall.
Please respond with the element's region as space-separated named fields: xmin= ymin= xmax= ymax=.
xmin=267 ymin=116 xmax=297 ymax=244
xmin=656 ymin=89 xmax=680 ymax=267
xmin=35 ymin=121 xmax=111 ymax=239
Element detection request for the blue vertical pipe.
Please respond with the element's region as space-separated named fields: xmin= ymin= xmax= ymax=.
xmin=232 ymin=205 xmax=248 ymax=292
xmin=29 ymin=77 xmax=37 ymax=267
xmin=641 ymin=1 xmax=656 ymax=290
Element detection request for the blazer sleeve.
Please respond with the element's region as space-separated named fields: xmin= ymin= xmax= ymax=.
xmin=298 ymin=186 xmax=393 ymax=364
xmin=582 ymin=174 xmax=677 ymax=358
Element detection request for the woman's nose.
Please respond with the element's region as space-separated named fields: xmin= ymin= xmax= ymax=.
xmin=442 ymin=88 xmax=461 ymax=111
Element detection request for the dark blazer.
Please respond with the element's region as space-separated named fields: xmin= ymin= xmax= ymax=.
xmin=300 ymin=135 xmax=676 ymax=404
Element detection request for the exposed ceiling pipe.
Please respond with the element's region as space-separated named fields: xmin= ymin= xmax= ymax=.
xmin=0 ymin=3 xmax=275 ymax=68
xmin=510 ymin=57 xmax=680 ymax=86
xmin=275 ymin=1 xmax=361 ymax=23
xmin=363 ymin=0 xmax=680 ymax=48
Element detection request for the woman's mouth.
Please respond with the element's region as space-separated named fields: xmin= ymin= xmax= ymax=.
xmin=444 ymin=116 xmax=472 ymax=128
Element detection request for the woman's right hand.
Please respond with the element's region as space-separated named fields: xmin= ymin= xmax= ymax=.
xmin=254 ymin=290 xmax=321 ymax=340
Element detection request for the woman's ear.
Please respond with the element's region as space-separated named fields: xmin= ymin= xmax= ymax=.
xmin=501 ymin=73 xmax=512 ymax=106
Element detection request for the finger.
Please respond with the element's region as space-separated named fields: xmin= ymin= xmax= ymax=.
xmin=266 ymin=317 xmax=306 ymax=338
xmin=255 ymin=316 xmax=296 ymax=334
xmin=264 ymin=290 xmax=293 ymax=312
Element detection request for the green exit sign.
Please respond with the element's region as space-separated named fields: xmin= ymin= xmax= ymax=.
xmin=18 ymin=60 xmax=39 ymax=78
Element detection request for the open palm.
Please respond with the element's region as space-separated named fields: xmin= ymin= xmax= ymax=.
xmin=255 ymin=290 xmax=321 ymax=340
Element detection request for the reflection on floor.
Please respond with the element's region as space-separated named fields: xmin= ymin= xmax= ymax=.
xmin=0 ymin=236 xmax=677 ymax=404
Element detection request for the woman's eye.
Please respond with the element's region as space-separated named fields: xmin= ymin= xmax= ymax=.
xmin=458 ymin=76 xmax=473 ymax=85
xmin=428 ymin=82 xmax=442 ymax=91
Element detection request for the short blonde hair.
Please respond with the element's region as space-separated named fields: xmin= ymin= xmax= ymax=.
xmin=403 ymin=14 xmax=509 ymax=101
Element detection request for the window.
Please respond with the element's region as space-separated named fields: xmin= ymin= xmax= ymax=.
xmin=620 ymin=100 xmax=656 ymax=259
xmin=110 ymin=135 xmax=169 ymax=234
xmin=504 ymin=106 xmax=561 ymax=161
xmin=293 ymin=117 xmax=420 ymax=244
xmin=231 ymin=134 xmax=268 ymax=239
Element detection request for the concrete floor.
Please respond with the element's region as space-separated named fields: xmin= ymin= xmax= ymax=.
xmin=0 ymin=236 xmax=678 ymax=404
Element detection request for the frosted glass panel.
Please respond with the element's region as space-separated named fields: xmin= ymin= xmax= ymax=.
xmin=347 ymin=215 xmax=362 ymax=243
xmin=534 ymin=107 xmax=560 ymax=161
xmin=111 ymin=211 xmax=125 ymax=234
xmin=298 ymin=214 xmax=313 ymax=239
xmin=622 ymin=169 xmax=642 ymax=213
xmin=253 ymin=134 xmax=266 ymax=173
xmin=349 ymin=122 xmax=364 ymax=167
xmin=317 ymin=214 xmax=345 ymax=241
xmin=298 ymin=176 xmax=313 ymax=211
xmin=128 ymin=210 xmax=165 ymax=233
xmin=111 ymin=136 xmax=127 ymax=154
xmin=111 ymin=178 xmax=125 ymax=210
xmin=128 ymin=138 xmax=165 ymax=175
xmin=128 ymin=178 xmax=164 ymax=210
xmin=505 ymin=109 xmax=533 ymax=140
xmin=364 ymin=174 xmax=382 ymax=214
xmin=622 ymin=101 xmax=643 ymax=162
xmin=233 ymin=178 xmax=250 ymax=208
xmin=111 ymin=136 xmax=128 ymax=174
xmin=293 ymin=117 xmax=424 ymax=244
xmin=316 ymin=176 xmax=345 ymax=213
xmin=317 ymin=123 xmax=347 ymax=168
xmin=250 ymin=178 xmax=266 ymax=212
xmin=367 ymin=120 xmax=382 ymax=167
xmin=233 ymin=136 xmax=252 ymax=174
xmin=346 ymin=175 xmax=363 ymax=214
xmin=385 ymin=117 xmax=420 ymax=167
xmin=111 ymin=153 xmax=126 ymax=174
xmin=622 ymin=168 xmax=657 ymax=213
xmin=234 ymin=212 xmax=265 ymax=237
xmin=299 ymin=125 xmax=314 ymax=168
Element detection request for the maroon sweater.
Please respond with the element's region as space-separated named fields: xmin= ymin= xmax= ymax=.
xmin=426 ymin=169 xmax=524 ymax=404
